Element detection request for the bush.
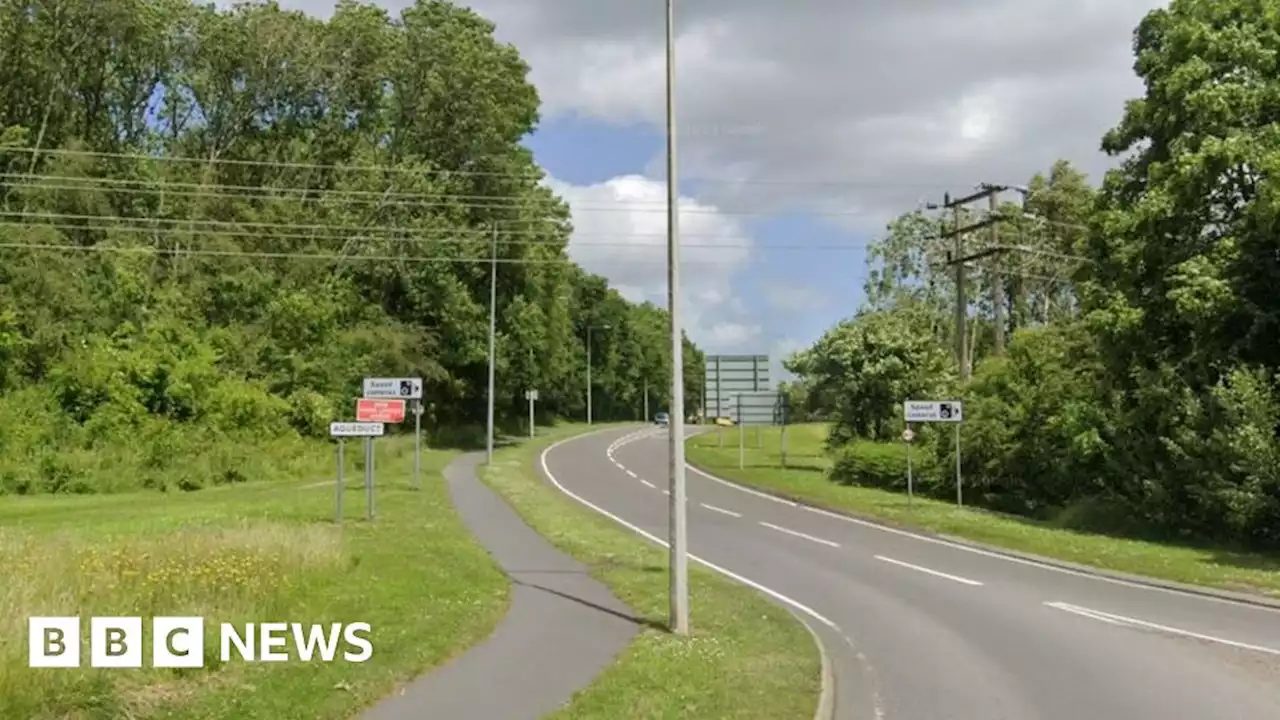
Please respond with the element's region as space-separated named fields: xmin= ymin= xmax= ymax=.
xmin=830 ymin=441 xmax=922 ymax=490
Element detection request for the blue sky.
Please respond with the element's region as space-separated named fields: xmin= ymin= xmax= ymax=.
xmin=523 ymin=116 xmax=869 ymax=381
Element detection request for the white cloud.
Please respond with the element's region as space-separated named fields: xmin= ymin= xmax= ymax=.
xmin=765 ymin=283 xmax=829 ymax=312
xmin=460 ymin=0 xmax=1164 ymax=231
xmin=544 ymin=174 xmax=758 ymax=352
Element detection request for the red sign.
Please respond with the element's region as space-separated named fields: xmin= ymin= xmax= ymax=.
xmin=356 ymin=398 xmax=405 ymax=423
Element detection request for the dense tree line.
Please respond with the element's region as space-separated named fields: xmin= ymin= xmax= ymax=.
xmin=789 ymin=0 xmax=1280 ymax=550
xmin=0 ymin=0 xmax=702 ymax=493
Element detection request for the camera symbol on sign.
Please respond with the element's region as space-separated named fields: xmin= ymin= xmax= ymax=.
xmin=399 ymin=381 xmax=414 ymax=396
xmin=938 ymin=403 xmax=953 ymax=419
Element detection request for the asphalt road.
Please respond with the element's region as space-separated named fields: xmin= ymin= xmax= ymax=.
xmin=544 ymin=426 xmax=1280 ymax=720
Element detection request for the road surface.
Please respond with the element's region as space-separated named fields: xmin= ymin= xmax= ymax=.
xmin=543 ymin=426 xmax=1280 ymax=720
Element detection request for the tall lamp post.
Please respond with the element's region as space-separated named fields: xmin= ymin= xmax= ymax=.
xmin=665 ymin=0 xmax=689 ymax=636
xmin=586 ymin=324 xmax=610 ymax=425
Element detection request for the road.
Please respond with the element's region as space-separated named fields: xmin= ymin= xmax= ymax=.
xmin=543 ymin=426 xmax=1280 ymax=720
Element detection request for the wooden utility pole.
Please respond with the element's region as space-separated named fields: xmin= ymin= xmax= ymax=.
xmin=941 ymin=184 xmax=1010 ymax=379
xmin=990 ymin=191 xmax=1005 ymax=354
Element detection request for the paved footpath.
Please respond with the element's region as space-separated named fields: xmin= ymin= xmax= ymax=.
xmin=363 ymin=452 xmax=639 ymax=720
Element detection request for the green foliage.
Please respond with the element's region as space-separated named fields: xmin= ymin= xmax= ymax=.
xmin=0 ymin=0 xmax=702 ymax=494
xmin=800 ymin=0 xmax=1280 ymax=552
xmin=787 ymin=304 xmax=951 ymax=445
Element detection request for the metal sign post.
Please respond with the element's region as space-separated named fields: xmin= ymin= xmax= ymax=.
xmin=903 ymin=400 xmax=963 ymax=506
xmin=364 ymin=436 xmax=374 ymax=519
xmin=330 ymin=422 xmax=384 ymax=522
xmin=413 ymin=401 xmax=423 ymax=489
xmin=737 ymin=394 xmax=745 ymax=469
xmin=525 ymin=389 xmax=537 ymax=437
xmin=902 ymin=426 xmax=915 ymax=508
xmin=336 ymin=439 xmax=344 ymax=522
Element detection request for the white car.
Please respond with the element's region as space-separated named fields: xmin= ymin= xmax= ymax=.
xmin=654 ymin=412 xmax=670 ymax=426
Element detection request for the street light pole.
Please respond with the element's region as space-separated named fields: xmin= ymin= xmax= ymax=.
xmin=665 ymin=0 xmax=689 ymax=636
xmin=486 ymin=224 xmax=497 ymax=464
xmin=587 ymin=327 xmax=593 ymax=426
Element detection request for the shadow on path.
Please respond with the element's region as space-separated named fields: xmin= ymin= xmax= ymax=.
xmin=362 ymin=452 xmax=639 ymax=720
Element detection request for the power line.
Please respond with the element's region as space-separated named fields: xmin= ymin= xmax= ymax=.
xmin=0 ymin=241 xmax=739 ymax=265
xmin=0 ymin=146 xmax=993 ymax=188
xmin=2 ymin=176 xmax=875 ymax=217
xmin=0 ymin=218 xmax=870 ymax=251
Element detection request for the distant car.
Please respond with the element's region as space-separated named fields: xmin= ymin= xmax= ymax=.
xmin=714 ymin=416 xmax=735 ymax=427
xmin=654 ymin=412 xmax=670 ymax=426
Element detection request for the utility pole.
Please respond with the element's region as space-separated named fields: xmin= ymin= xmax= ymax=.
xmin=990 ymin=191 xmax=1005 ymax=354
xmin=665 ymin=0 xmax=690 ymax=637
xmin=486 ymin=224 xmax=497 ymax=463
xmin=644 ymin=376 xmax=649 ymax=421
xmin=942 ymin=183 xmax=1012 ymax=379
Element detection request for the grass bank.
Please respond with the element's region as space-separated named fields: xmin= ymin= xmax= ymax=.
xmin=482 ymin=423 xmax=820 ymax=719
xmin=687 ymin=423 xmax=1280 ymax=598
xmin=0 ymin=436 xmax=510 ymax=719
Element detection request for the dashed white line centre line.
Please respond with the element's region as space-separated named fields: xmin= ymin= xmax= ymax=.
xmin=760 ymin=521 xmax=840 ymax=547
xmin=874 ymin=555 xmax=984 ymax=586
xmin=640 ymin=479 xmax=656 ymax=489
xmin=700 ymin=503 xmax=742 ymax=518
xmin=625 ymin=469 xmax=637 ymax=477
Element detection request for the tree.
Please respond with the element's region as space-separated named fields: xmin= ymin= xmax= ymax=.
xmin=787 ymin=305 xmax=952 ymax=445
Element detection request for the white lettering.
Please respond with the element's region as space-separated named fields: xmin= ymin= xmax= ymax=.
xmin=343 ymin=623 xmax=373 ymax=662
xmin=290 ymin=623 xmax=342 ymax=661
xmin=220 ymin=623 xmax=254 ymax=661
xmin=259 ymin=622 xmax=289 ymax=661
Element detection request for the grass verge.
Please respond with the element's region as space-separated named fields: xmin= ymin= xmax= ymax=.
xmin=0 ymin=437 xmax=510 ymax=719
xmin=482 ymin=423 xmax=821 ymax=719
xmin=687 ymin=423 xmax=1280 ymax=599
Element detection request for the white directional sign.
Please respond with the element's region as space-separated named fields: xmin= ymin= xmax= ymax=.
xmin=904 ymin=400 xmax=963 ymax=422
xmin=525 ymin=389 xmax=538 ymax=400
xmin=363 ymin=377 xmax=422 ymax=399
xmin=330 ymin=422 xmax=385 ymax=437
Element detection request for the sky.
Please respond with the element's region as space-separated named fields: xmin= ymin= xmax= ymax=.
xmin=278 ymin=0 xmax=1167 ymax=383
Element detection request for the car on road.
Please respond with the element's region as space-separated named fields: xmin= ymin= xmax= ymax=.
xmin=654 ymin=412 xmax=669 ymax=426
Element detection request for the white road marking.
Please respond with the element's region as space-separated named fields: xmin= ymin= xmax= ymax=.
xmin=537 ymin=429 xmax=870 ymax=710
xmin=625 ymin=469 xmax=637 ymax=478
xmin=761 ymin=521 xmax=840 ymax=547
xmin=701 ymin=503 xmax=742 ymax=518
xmin=875 ymin=555 xmax=984 ymax=586
xmin=655 ymin=441 xmax=1280 ymax=615
xmin=641 ymin=479 xmax=656 ymax=489
xmin=1044 ymin=601 xmax=1280 ymax=655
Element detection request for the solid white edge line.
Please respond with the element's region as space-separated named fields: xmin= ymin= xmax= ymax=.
xmin=1043 ymin=601 xmax=1280 ymax=655
xmin=874 ymin=555 xmax=983 ymax=586
xmin=701 ymin=503 xmax=743 ymax=518
xmin=538 ymin=429 xmax=854 ymax=720
xmin=761 ymin=521 xmax=841 ymax=548
xmin=670 ymin=448 xmax=1280 ymax=614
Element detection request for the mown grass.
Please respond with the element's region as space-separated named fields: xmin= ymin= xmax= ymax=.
xmin=687 ymin=423 xmax=1280 ymax=598
xmin=482 ymin=424 xmax=820 ymax=719
xmin=0 ymin=436 xmax=511 ymax=719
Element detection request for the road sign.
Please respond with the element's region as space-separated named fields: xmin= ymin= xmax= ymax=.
xmin=704 ymin=354 xmax=769 ymax=421
xmin=357 ymin=398 xmax=406 ymax=423
xmin=363 ymin=377 xmax=422 ymax=400
xmin=902 ymin=428 xmax=915 ymax=442
xmin=904 ymin=400 xmax=962 ymax=422
xmin=330 ymin=422 xmax=384 ymax=437
xmin=525 ymin=389 xmax=538 ymax=400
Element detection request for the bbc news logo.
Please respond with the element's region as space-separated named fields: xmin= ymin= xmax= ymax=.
xmin=28 ymin=617 xmax=373 ymax=668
